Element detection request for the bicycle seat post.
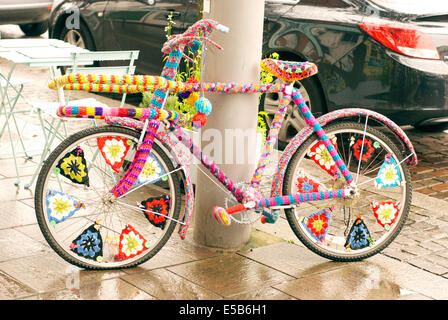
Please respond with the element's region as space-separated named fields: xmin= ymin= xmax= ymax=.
xmin=284 ymin=81 xmax=295 ymax=95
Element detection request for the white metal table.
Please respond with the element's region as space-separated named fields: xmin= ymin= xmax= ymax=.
xmin=0 ymin=38 xmax=93 ymax=186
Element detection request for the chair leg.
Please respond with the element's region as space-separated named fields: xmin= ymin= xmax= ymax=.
xmin=25 ymin=112 xmax=64 ymax=189
xmin=1 ymin=96 xmax=21 ymax=186
xmin=5 ymin=85 xmax=33 ymax=159
xmin=0 ymin=83 xmax=32 ymax=186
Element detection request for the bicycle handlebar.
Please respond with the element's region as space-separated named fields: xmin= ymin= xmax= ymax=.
xmin=161 ymin=19 xmax=229 ymax=56
xmin=215 ymin=24 xmax=230 ymax=34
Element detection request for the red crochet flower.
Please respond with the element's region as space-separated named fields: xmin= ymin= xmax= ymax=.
xmin=308 ymin=140 xmax=338 ymax=177
xmin=187 ymin=76 xmax=199 ymax=84
xmin=304 ymin=209 xmax=331 ymax=241
xmin=115 ymin=224 xmax=148 ymax=261
xmin=296 ymin=175 xmax=321 ymax=193
xmin=141 ymin=196 xmax=170 ymax=230
xmin=352 ymin=138 xmax=375 ymax=163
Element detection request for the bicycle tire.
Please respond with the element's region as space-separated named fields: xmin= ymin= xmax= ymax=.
xmin=283 ymin=121 xmax=412 ymax=261
xmin=34 ymin=125 xmax=182 ymax=270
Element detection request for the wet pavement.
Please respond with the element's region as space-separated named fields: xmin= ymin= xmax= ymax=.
xmin=1 ymin=25 xmax=448 ymax=301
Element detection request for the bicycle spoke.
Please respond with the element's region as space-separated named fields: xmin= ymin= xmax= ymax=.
xmin=283 ymin=121 xmax=411 ymax=261
xmin=35 ymin=126 xmax=182 ymax=269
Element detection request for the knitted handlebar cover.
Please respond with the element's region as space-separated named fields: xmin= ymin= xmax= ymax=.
xmin=57 ymin=105 xmax=179 ymax=121
xmin=49 ymin=73 xmax=287 ymax=95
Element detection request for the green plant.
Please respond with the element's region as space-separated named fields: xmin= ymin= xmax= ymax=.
xmin=139 ymin=15 xmax=279 ymax=136
xmin=257 ymin=52 xmax=279 ymax=143
xmin=140 ymin=12 xmax=201 ymax=129
xmin=260 ymin=52 xmax=279 ymax=89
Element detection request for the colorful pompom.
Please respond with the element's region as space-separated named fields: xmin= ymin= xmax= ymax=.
xmin=189 ymin=40 xmax=201 ymax=53
xmin=186 ymin=92 xmax=200 ymax=106
xmin=192 ymin=112 xmax=207 ymax=129
xmin=195 ymin=97 xmax=212 ymax=115
xmin=178 ymin=91 xmax=191 ymax=100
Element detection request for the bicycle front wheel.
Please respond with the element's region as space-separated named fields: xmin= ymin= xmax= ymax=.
xmin=34 ymin=125 xmax=182 ymax=270
xmin=283 ymin=121 xmax=412 ymax=261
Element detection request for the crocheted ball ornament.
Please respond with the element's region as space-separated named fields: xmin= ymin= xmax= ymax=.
xmin=189 ymin=39 xmax=201 ymax=53
xmin=192 ymin=112 xmax=207 ymax=129
xmin=186 ymin=92 xmax=200 ymax=106
xmin=192 ymin=97 xmax=212 ymax=129
xmin=178 ymin=77 xmax=199 ymax=102
xmin=178 ymin=91 xmax=191 ymax=100
xmin=195 ymin=96 xmax=212 ymax=115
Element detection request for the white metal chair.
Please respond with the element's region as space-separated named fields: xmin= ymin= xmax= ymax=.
xmin=0 ymin=75 xmax=35 ymax=185
xmin=25 ymin=50 xmax=139 ymax=189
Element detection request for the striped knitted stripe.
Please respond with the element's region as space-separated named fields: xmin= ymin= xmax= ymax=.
xmin=256 ymin=189 xmax=345 ymax=208
xmin=291 ymin=89 xmax=354 ymax=184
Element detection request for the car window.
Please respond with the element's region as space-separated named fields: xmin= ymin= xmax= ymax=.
xmin=290 ymin=0 xmax=349 ymax=8
xmin=370 ymin=0 xmax=448 ymax=15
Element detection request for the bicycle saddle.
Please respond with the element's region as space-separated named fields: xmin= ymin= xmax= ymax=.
xmin=261 ymin=59 xmax=318 ymax=83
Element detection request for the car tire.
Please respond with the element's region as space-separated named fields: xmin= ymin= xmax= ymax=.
xmin=260 ymin=75 xmax=326 ymax=149
xmin=59 ymin=20 xmax=95 ymax=51
xmin=19 ymin=21 xmax=49 ymax=36
xmin=413 ymin=123 xmax=448 ymax=132
xmin=58 ymin=21 xmax=97 ymax=73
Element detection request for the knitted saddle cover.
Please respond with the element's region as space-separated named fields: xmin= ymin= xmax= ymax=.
xmin=261 ymin=58 xmax=318 ymax=83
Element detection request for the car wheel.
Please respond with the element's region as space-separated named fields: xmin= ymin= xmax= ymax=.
xmin=19 ymin=21 xmax=49 ymax=36
xmin=260 ymin=75 xmax=325 ymax=149
xmin=58 ymin=22 xmax=96 ymax=73
xmin=60 ymin=24 xmax=94 ymax=50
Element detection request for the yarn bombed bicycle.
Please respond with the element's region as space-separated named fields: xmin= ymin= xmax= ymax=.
xmin=34 ymin=19 xmax=418 ymax=270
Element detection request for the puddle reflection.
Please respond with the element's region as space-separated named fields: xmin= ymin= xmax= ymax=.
xmin=277 ymin=260 xmax=414 ymax=300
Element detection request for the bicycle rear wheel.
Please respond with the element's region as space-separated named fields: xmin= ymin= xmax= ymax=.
xmin=34 ymin=125 xmax=182 ymax=270
xmin=283 ymin=121 xmax=412 ymax=261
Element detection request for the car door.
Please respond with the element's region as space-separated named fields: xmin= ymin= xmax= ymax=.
xmin=103 ymin=0 xmax=191 ymax=75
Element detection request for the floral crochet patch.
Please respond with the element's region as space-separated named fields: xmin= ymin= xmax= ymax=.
xmin=115 ymin=224 xmax=149 ymax=261
xmin=351 ymin=137 xmax=375 ymax=163
xmin=301 ymin=206 xmax=333 ymax=242
xmin=375 ymin=155 xmax=402 ymax=189
xmin=344 ymin=217 xmax=374 ymax=250
xmin=140 ymin=195 xmax=171 ymax=230
xmin=371 ymin=201 xmax=400 ymax=231
xmin=134 ymin=154 xmax=167 ymax=187
xmin=46 ymin=190 xmax=85 ymax=225
xmin=55 ymin=146 xmax=89 ymax=186
xmin=97 ymin=136 xmax=132 ymax=173
xmin=307 ymin=137 xmax=338 ymax=178
xmin=70 ymin=223 xmax=103 ymax=262
xmin=296 ymin=170 xmax=326 ymax=194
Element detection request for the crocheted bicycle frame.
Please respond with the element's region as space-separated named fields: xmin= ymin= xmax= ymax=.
xmin=51 ymin=19 xmax=417 ymax=240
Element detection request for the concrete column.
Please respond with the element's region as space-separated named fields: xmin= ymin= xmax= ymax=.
xmin=193 ymin=0 xmax=265 ymax=248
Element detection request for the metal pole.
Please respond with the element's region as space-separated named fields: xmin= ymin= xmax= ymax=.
xmin=193 ymin=0 xmax=265 ymax=249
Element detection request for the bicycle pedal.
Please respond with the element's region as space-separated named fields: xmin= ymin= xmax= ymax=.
xmin=212 ymin=206 xmax=231 ymax=226
xmin=260 ymin=210 xmax=279 ymax=224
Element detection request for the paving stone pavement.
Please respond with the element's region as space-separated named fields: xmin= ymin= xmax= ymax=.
xmin=405 ymin=127 xmax=448 ymax=200
xmin=1 ymin=26 xmax=448 ymax=301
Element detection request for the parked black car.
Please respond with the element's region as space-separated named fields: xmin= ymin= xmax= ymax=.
xmin=48 ymin=0 xmax=448 ymax=145
xmin=0 ymin=0 xmax=53 ymax=36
